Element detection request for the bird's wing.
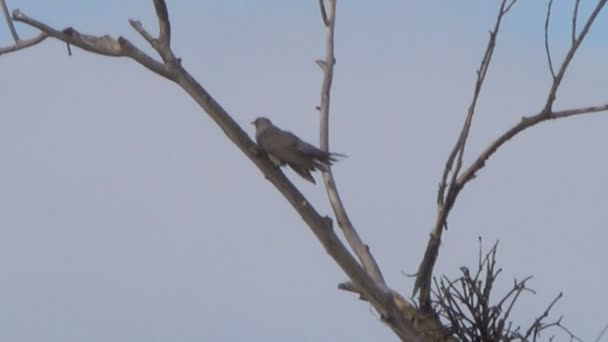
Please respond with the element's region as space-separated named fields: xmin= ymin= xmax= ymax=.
xmin=260 ymin=129 xmax=301 ymax=160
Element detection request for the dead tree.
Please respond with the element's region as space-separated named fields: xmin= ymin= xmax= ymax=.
xmin=2 ymin=0 xmax=606 ymax=340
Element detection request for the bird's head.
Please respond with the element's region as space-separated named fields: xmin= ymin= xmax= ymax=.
xmin=251 ymin=117 xmax=272 ymax=132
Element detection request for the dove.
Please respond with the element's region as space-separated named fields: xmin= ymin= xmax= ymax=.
xmin=251 ymin=117 xmax=345 ymax=184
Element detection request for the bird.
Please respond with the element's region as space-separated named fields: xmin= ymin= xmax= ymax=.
xmin=251 ymin=117 xmax=346 ymax=184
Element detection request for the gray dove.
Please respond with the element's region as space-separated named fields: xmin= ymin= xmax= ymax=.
xmin=251 ymin=117 xmax=345 ymax=184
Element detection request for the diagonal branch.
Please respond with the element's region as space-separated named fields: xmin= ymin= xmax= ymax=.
xmin=456 ymin=103 xmax=608 ymax=187
xmin=316 ymin=0 xmax=387 ymax=289
xmin=1 ymin=0 xmax=19 ymax=41
xmin=415 ymin=0 xmax=519 ymax=312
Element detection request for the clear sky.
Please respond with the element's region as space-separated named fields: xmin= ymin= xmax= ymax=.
xmin=1 ymin=1 xmax=607 ymax=341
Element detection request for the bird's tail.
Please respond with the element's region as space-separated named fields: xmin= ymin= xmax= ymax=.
xmin=289 ymin=164 xmax=316 ymax=184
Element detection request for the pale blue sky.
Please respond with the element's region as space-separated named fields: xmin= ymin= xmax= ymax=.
xmin=1 ymin=1 xmax=607 ymax=341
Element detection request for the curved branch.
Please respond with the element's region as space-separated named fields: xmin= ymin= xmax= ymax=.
xmin=544 ymin=0 xmax=556 ymax=80
xmin=316 ymin=0 xmax=387 ymax=289
xmin=0 ymin=31 xmax=46 ymax=55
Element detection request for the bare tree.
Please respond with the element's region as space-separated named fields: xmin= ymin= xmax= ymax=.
xmin=2 ymin=0 xmax=606 ymax=340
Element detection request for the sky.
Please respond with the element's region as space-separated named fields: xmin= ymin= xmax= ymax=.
xmin=1 ymin=1 xmax=607 ymax=341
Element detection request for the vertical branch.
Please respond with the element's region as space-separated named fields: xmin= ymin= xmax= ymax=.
xmin=572 ymin=0 xmax=581 ymax=46
xmin=544 ymin=0 xmax=556 ymax=80
xmin=316 ymin=0 xmax=387 ymax=288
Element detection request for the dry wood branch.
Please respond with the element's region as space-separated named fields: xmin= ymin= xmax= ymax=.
xmin=415 ymin=0 xmax=608 ymax=314
xmin=543 ymin=0 xmax=608 ymax=112
xmin=572 ymin=0 xmax=581 ymax=46
xmin=433 ymin=240 xmax=581 ymax=341
xmin=316 ymin=0 xmax=387 ymax=289
xmin=129 ymin=0 xmax=177 ymax=65
xmin=544 ymin=0 xmax=556 ymax=80
xmin=4 ymin=1 xmax=451 ymax=340
xmin=416 ymin=0 xmax=519 ymax=311
xmin=314 ymin=1 xmax=450 ymax=339
xmin=12 ymin=9 xmax=174 ymax=80
xmin=596 ymin=322 xmax=608 ymax=342
xmin=1 ymin=0 xmax=18 ymax=41
xmin=318 ymin=0 xmax=329 ymax=27
xmin=455 ymin=102 xmax=608 ymax=188
xmin=0 ymin=31 xmax=46 ymax=55
xmin=153 ymin=0 xmax=170 ymax=48
xmin=0 ymin=0 xmax=47 ymax=55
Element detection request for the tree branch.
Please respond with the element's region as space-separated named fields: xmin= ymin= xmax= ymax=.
xmin=433 ymin=241 xmax=580 ymax=341
xmin=571 ymin=0 xmax=581 ymax=47
xmin=12 ymin=9 xmax=174 ymax=80
xmin=0 ymin=31 xmax=46 ymax=55
xmin=544 ymin=0 xmax=556 ymax=80
xmin=415 ymin=0 xmax=519 ymax=311
xmin=318 ymin=0 xmax=329 ymax=27
xmin=1 ymin=0 xmax=19 ymax=41
xmin=316 ymin=0 xmax=387 ymax=290
xmin=4 ymin=1 xmax=450 ymax=340
xmin=414 ymin=0 xmax=608 ymax=314
xmin=543 ymin=0 xmax=608 ymax=112
xmin=0 ymin=0 xmax=47 ymax=55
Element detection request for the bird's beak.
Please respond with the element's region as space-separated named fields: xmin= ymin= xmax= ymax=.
xmin=250 ymin=120 xmax=255 ymax=125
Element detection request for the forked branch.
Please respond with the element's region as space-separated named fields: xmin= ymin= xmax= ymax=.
xmin=415 ymin=0 xmax=608 ymax=313
xmin=2 ymin=1 xmax=447 ymax=340
xmin=0 ymin=0 xmax=47 ymax=55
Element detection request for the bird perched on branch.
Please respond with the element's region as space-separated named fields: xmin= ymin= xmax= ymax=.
xmin=251 ymin=117 xmax=346 ymax=184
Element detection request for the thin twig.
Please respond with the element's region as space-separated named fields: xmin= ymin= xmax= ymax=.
xmin=543 ymin=0 xmax=608 ymax=112
xmin=572 ymin=0 xmax=581 ymax=46
xmin=318 ymin=0 xmax=329 ymax=26
xmin=596 ymin=322 xmax=608 ymax=342
xmin=544 ymin=0 xmax=556 ymax=80
xmin=523 ymin=292 xmax=563 ymax=339
xmin=433 ymin=241 xmax=579 ymax=341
